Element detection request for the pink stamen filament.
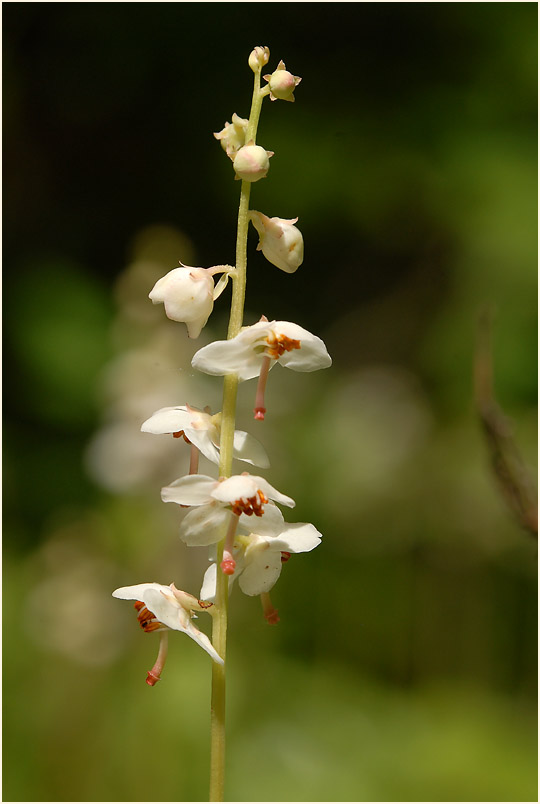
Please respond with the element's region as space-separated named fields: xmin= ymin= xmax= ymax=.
xmin=261 ymin=592 xmax=280 ymax=625
xmin=254 ymin=355 xmax=272 ymax=420
xmin=220 ymin=512 xmax=240 ymax=575
xmin=146 ymin=631 xmax=169 ymax=686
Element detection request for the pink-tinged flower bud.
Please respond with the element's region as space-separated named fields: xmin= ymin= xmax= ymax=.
xmin=248 ymin=45 xmax=270 ymax=73
xmin=233 ymin=143 xmax=273 ymax=182
xmin=213 ymin=113 xmax=248 ymax=158
xmin=250 ymin=210 xmax=304 ymax=273
xmin=263 ymin=60 xmax=301 ymax=102
xmin=148 ymin=264 xmax=215 ymax=339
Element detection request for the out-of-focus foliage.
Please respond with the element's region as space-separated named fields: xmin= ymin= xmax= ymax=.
xmin=3 ymin=3 xmax=537 ymax=802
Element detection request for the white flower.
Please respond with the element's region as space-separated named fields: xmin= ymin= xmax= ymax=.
xmin=250 ymin=210 xmax=304 ymax=274
xmin=263 ymin=60 xmax=301 ymax=102
xmin=192 ymin=319 xmax=331 ymax=381
xmin=112 ymin=582 xmax=223 ymax=665
xmin=214 ymin=113 xmax=249 ymax=158
xmin=191 ymin=319 xmax=331 ymax=419
xmin=161 ymin=472 xmax=295 ymax=546
xmin=141 ymin=404 xmax=269 ymax=468
xmin=149 ymin=263 xmax=232 ymax=338
xmin=201 ymin=505 xmax=322 ymax=599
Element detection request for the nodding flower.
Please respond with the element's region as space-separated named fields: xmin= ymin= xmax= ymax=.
xmin=149 ymin=263 xmax=233 ymax=338
xmin=199 ymin=503 xmax=322 ymax=602
xmin=112 ymin=582 xmax=223 ymax=684
xmin=160 ymin=472 xmax=295 ymax=547
xmin=141 ymin=404 xmax=269 ymax=473
xmin=191 ymin=318 xmax=331 ymax=419
xmin=250 ymin=211 xmax=304 ymax=274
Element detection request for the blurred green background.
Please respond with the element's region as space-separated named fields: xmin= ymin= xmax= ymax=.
xmin=3 ymin=3 xmax=537 ymax=802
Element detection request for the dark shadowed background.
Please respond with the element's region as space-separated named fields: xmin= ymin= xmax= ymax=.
xmin=3 ymin=3 xmax=537 ymax=801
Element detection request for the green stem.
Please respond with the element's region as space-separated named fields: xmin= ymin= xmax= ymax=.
xmin=208 ymin=64 xmax=266 ymax=803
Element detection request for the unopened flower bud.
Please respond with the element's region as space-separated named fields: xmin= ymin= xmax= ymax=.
xmin=250 ymin=210 xmax=304 ymax=273
xmin=233 ymin=143 xmax=273 ymax=182
xmin=248 ymin=46 xmax=270 ymax=73
xmin=214 ymin=113 xmax=248 ymax=158
xmin=149 ymin=264 xmax=231 ymax=339
xmin=263 ymin=60 xmax=301 ymax=102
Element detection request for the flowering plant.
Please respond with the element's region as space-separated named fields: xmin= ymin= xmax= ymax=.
xmin=112 ymin=45 xmax=330 ymax=801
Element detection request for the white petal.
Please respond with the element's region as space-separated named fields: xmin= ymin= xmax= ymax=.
xmin=141 ymin=406 xmax=193 ymax=434
xmin=200 ymin=563 xmax=217 ymax=601
xmin=250 ymin=475 xmax=295 ymax=508
xmin=179 ymin=503 xmax=230 ymax=546
xmin=271 ymin=522 xmax=322 ymax=553
xmin=181 ymin=619 xmax=224 ymax=664
xmin=238 ymin=548 xmax=283 ymax=595
xmin=211 ymin=474 xmax=260 ymax=503
xmin=185 ymin=314 xmax=211 ymax=339
xmin=144 ymin=587 xmax=191 ymax=630
xmin=238 ymin=502 xmax=285 ymax=536
xmin=232 ymin=430 xmax=270 ymax=467
xmin=185 ymin=428 xmax=220 ymax=464
xmin=192 ymin=338 xmax=264 ymax=381
xmin=112 ymin=582 xmax=169 ymax=601
xmin=161 ymin=474 xmax=217 ymax=506
xmin=271 ymin=321 xmax=332 ymax=372
xmin=200 ymin=561 xmax=238 ymax=601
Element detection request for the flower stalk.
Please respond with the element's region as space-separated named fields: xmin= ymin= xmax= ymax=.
xmin=209 ymin=58 xmax=268 ymax=803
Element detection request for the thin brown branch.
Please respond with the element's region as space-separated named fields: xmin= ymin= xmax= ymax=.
xmin=474 ymin=305 xmax=537 ymax=538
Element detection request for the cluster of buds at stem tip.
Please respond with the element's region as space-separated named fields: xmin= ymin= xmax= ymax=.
xmin=250 ymin=211 xmax=304 ymax=273
xmin=149 ymin=262 xmax=234 ymax=338
xmin=248 ymin=46 xmax=270 ymax=73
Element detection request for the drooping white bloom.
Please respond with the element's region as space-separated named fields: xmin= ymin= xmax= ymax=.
xmin=161 ymin=472 xmax=295 ymax=546
xmin=263 ymin=60 xmax=301 ymax=102
xmin=214 ymin=113 xmax=249 ymax=158
xmin=250 ymin=210 xmax=304 ymax=274
xmin=191 ymin=319 xmax=332 ymax=381
xmin=248 ymin=46 xmax=270 ymax=73
xmin=191 ymin=319 xmax=331 ymax=420
xmin=141 ymin=404 xmax=269 ymax=467
xmin=201 ymin=505 xmax=322 ymax=599
xmin=149 ymin=263 xmax=232 ymax=338
xmin=112 ymin=582 xmax=223 ymax=664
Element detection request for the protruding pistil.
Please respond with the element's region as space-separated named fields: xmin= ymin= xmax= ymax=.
xmin=146 ymin=632 xmax=169 ymax=686
xmin=254 ymin=355 xmax=271 ymax=420
xmin=220 ymin=511 xmax=239 ymax=576
xmin=261 ymin=592 xmax=280 ymax=625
